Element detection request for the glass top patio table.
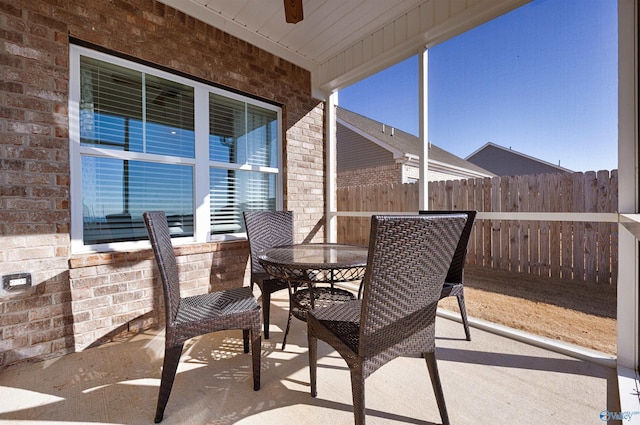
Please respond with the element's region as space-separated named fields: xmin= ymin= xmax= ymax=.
xmin=257 ymin=243 xmax=368 ymax=284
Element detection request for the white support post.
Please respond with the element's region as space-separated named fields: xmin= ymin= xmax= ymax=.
xmin=616 ymin=0 xmax=640 ymax=418
xmin=418 ymin=48 xmax=429 ymax=211
xmin=326 ymin=91 xmax=338 ymax=243
xmin=617 ymin=0 xmax=639 ymax=371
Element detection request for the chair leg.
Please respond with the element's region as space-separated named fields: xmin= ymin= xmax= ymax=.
xmin=281 ymin=284 xmax=295 ymax=350
xmin=350 ymin=369 xmax=366 ymax=425
xmin=262 ymin=291 xmax=271 ymax=339
xmin=154 ymin=344 xmax=184 ymax=423
xmin=424 ymin=352 xmax=450 ymax=425
xmin=282 ymin=310 xmax=293 ymax=350
xmin=251 ymin=329 xmax=262 ymax=391
xmin=456 ymin=293 xmax=471 ymax=341
xmin=243 ymin=329 xmax=250 ymax=353
xmin=308 ymin=332 xmax=318 ymax=397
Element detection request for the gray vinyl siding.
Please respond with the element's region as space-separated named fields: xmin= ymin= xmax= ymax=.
xmin=337 ymin=123 xmax=393 ymax=172
xmin=467 ymin=145 xmax=570 ymax=176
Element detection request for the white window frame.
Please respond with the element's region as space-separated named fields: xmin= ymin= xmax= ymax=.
xmin=69 ymin=45 xmax=283 ymax=253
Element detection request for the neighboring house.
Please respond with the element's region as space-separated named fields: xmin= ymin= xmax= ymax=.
xmin=337 ymin=107 xmax=495 ymax=187
xmin=466 ymin=142 xmax=573 ymax=176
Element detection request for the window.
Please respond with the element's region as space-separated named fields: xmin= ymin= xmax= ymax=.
xmin=209 ymin=94 xmax=278 ymax=234
xmin=69 ymin=45 xmax=282 ymax=252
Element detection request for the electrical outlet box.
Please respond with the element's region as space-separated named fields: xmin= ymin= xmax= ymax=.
xmin=2 ymin=273 xmax=32 ymax=292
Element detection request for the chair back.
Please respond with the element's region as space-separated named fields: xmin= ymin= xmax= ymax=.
xmin=243 ymin=211 xmax=294 ymax=276
xmin=419 ymin=210 xmax=476 ymax=283
xmin=360 ymin=214 xmax=466 ymax=358
xmin=143 ymin=211 xmax=181 ymax=325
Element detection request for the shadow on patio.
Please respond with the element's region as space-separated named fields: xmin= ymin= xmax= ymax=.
xmin=0 ymin=291 xmax=619 ymax=425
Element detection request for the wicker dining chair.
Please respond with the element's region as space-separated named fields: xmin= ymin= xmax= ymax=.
xmin=307 ymin=214 xmax=466 ymax=425
xmin=419 ymin=210 xmax=477 ymax=341
xmin=143 ymin=211 xmax=262 ymax=423
xmin=243 ymin=211 xmax=294 ymax=340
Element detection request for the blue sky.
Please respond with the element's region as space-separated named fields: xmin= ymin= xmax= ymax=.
xmin=338 ymin=0 xmax=618 ymax=173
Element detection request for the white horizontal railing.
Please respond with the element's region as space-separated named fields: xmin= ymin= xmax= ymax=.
xmin=331 ymin=211 xmax=619 ymax=223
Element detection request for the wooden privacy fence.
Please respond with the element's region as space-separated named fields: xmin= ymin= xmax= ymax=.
xmin=337 ymin=170 xmax=618 ymax=285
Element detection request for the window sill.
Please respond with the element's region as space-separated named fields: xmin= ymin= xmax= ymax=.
xmin=69 ymin=239 xmax=248 ymax=268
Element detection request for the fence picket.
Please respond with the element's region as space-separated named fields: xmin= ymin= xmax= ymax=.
xmin=610 ymin=170 xmax=619 ymax=284
xmin=561 ymin=173 xmax=574 ymax=279
xmin=492 ymin=177 xmax=502 ymax=269
xmin=547 ymin=174 xmax=561 ymax=278
xmin=597 ymin=170 xmax=611 ymax=284
xmin=572 ymin=172 xmax=586 ymax=281
xmin=506 ymin=177 xmax=518 ymax=271
xmin=529 ymin=175 xmax=541 ymax=275
xmin=518 ymin=175 xmax=530 ymax=273
xmin=584 ymin=171 xmax=598 ymax=282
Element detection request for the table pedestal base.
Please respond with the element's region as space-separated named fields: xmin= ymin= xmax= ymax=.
xmin=281 ymin=286 xmax=356 ymax=349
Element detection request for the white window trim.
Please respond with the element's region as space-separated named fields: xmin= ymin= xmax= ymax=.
xmin=69 ymin=45 xmax=283 ymax=253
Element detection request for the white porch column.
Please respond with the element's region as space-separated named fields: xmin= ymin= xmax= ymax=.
xmin=325 ymin=91 xmax=338 ymax=243
xmin=418 ymin=48 xmax=429 ymax=210
xmin=616 ymin=0 xmax=639 ymax=417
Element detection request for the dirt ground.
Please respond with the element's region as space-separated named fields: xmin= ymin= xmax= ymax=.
xmin=438 ymin=265 xmax=617 ymax=355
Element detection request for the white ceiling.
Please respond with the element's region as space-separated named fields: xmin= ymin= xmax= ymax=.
xmin=158 ymin=0 xmax=529 ymax=97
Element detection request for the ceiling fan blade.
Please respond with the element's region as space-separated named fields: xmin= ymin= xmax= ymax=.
xmin=284 ymin=0 xmax=303 ymax=24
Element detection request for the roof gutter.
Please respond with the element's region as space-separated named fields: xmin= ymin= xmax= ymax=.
xmin=398 ymin=155 xmax=494 ymax=179
xmin=429 ymin=159 xmax=495 ymax=178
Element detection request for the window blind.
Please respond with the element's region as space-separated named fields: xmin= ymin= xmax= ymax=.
xmin=72 ymin=46 xmax=280 ymax=249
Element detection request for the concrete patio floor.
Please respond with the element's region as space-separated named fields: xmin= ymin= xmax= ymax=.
xmin=0 ymin=291 xmax=619 ymax=425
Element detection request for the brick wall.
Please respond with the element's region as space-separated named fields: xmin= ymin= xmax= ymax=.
xmin=338 ymin=164 xmax=403 ymax=187
xmin=286 ymin=103 xmax=327 ymax=242
xmin=0 ymin=0 xmax=324 ymax=369
xmin=405 ymin=164 xmax=420 ymax=182
xmin=337 ymin=163 xmax=474 ymax=187
xmin=66 ymin=241 xmax=250 ymax=350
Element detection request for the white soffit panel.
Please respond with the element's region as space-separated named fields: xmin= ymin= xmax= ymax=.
xmin=157 ymin=0 xmax=529 ymax=96
xmin=316 ymin=0 xmax=530 ymax=93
